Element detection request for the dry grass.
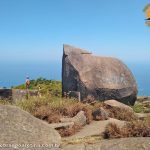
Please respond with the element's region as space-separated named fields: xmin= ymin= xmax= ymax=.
xmin=15 ymin=96 xmax=93 ymax=124
xmin=13 ymin=96 xmax=94 ymax=137
xmin=15 ymin=96 xmax=51 ymax=113
xmin=13 ymin=97 xmax=137 ymax=124
xmin=58 ymin=124 xmax=81 ymax=137
xmin=33 ymin=105 xmax=61 ymax=123
xmin=1 ymin=96 xmax=142 ymax=138
xmin=0 ymin=99 xmax=12 ymax=105
xmin=104 ymin=105 xmax=136 ymax=121
xmin=92 ymin=102 xmax=137 ymax=121
xmin=93 ymin=102 xmax=105 ymax=109
xmin=103 ymin=123 xmax=122 ymax=139
xmin=51 ymin=101 xmax=93 ymax=124
xmin=103 ymin=118 xmax=150 ymax=139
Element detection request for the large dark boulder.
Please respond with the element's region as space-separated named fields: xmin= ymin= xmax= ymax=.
xmin=62 ymin=44 xmax=138 ymax=105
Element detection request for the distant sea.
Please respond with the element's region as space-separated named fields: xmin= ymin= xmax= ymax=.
xmin=0 ymin=61 xmax=149 ymax=96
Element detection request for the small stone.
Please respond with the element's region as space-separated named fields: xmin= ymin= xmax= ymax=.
xmin=92 ymin=107 xmax=109 ymax=121
xmin=61 ymin=111 xmax=87 ymax=126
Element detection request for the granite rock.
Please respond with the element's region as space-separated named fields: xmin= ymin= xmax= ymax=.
xmin=62 ymin=44 xmax=137 ymax=105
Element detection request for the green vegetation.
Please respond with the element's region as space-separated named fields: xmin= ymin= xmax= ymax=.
xmin=13 ymin=77 xmax=62 ymax=97
xmin=135 ymin=97 xmax=150 ymax=113
xmin=133 ymin=103 xmax=144 ymax=113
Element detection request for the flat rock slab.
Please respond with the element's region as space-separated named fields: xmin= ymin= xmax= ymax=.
xmin=64 ymin=118 xmax=125 ymax=140
xmin=0 ymin=105 xmax=61 ymax=150
xmin=62 ymin=137 xmax=150 ymax=150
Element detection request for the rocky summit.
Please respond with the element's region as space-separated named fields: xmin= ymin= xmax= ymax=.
xmin=62 ymin=44 xmax=137 ymax=105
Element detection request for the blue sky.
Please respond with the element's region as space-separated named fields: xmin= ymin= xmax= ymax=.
xmin=0 ymin=0 xmax=150 ymax=64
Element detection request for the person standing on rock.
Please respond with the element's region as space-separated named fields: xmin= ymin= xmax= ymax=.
xmin=38 ymin=86 xmax=42 ymax=97
xmin=25 ymin=76 xmax=30 ymax=99
xmin=25 ymin=76 xmax=30 ymax=90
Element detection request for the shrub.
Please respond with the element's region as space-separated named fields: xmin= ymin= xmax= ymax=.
xmin=103 ymin=119 xmax=150 ymax=139
xmin=13 ymin=78 xmax=62 ymax=97
xmin=133 ymin=103 xmax=144 ymax=113
xmin=33 ymin=105 xmax=61 ymax=123
xmin=58 ymin=124 xmax=81 ymax=137
xmin=58 ymin=102 xmax=93 ymax=124
xmin=103 ymin=123 xmax=122 ymax=139
xmin=15 ymin=96 xmax=93 ymax=124
xmin=104 ymin=105 xmax=136 ymax=121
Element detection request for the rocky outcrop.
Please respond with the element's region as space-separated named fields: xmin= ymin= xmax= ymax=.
xmin=104 ymin=99 xmax=134 ymax=112
xmin=0 ymin=105 xmax=61 ymax=150
xmin=62 ymin=44 xmax=137 ymax=105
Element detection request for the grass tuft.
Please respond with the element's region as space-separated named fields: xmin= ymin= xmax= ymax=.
xmin=103 ymin=118 xmax=150 ymax=139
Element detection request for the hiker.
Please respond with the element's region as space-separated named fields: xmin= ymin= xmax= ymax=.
xmin=38 ymin=86 xmax=42 ymax=97
xmin=25 ymin=76 xmax=30 ymax=90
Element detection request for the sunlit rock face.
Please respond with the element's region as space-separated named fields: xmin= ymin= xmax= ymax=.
xmin=62 ymin=44 xmax=138 ymax=105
